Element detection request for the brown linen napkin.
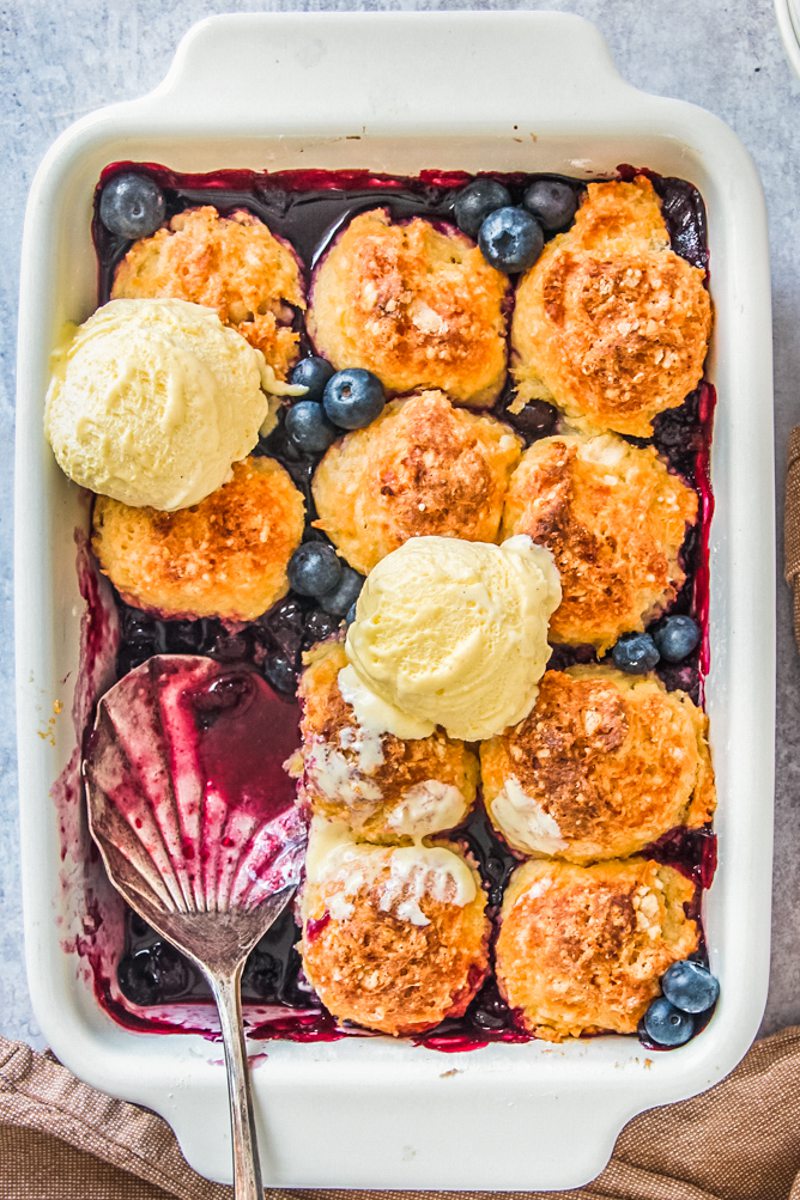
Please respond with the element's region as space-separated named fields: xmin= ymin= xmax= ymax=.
xmin=785 ymin=428 xmax=800 ymax=646
xmin=2 ymin=1030 xmax=800 ymax=1200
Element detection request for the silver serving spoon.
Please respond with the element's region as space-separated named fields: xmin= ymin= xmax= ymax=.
xmin=83 ymin=654 xmax=307 ymax=1199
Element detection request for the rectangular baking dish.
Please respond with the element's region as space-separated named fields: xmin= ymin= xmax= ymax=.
xmin=15 ymin=12 xmax=774 ymax=1190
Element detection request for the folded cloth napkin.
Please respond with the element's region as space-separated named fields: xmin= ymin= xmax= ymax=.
xmin=2 ymin=1029 xmax=800 ymax=1200
xmin=785 ymin=428 xmax=800 ymax=645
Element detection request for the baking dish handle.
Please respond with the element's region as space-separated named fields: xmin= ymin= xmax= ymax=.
xmin=137 ymin=11 xmax=638 ymax=128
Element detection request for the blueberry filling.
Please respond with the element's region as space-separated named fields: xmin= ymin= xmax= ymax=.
xmin=91 ymin=164 xmax=714 ymax=1049
xmin=190 ymin=672 xmax=255 ymax=726
xmin=501 ymin=395 xmax=558 ymax=442
xmin=118 ymin=941 xmax=190 ymax=1007
xmin=263 ymin=653 xmax=299 ymax=697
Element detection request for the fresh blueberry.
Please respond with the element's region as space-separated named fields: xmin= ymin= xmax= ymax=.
xmin=478 ymin=207 xmax=544 ymax=274
xmin=611 ymin=632 xmax=660 ymax=674
xmin=661 ymin=960 xmax=719 ymax=1015
xmin=323 ymin=368 xmax=386 ymax=430
xmin=285 ymin=400 xmax=338 ymax=455
xmin=99 ymin=173 xmax=166 ymax=239
xmin=345 ymin=601 xmax=358 ymax=626
xmin=263 ymin=653 xmax=298 ymax=696
xmin=288 ymin=543 xmax=343 ymax=598
xmin=318 ymin=565 xmax=365 ymax=617
xmin=289 ymin=356 xmax=336 ymax=403
xmin=522 ymin=178 xmax=579 ymax=232
xmin=454 ymin=178 xmax=513 ymax=240
xmin=642 ymin=997 xmax=695 ymax=1047
xmin=653 ymin=615 xmax=702 ymax=663
xmin=302 ymin=609 xmax=341 ymax=648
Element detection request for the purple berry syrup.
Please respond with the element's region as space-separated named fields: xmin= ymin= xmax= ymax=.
xmin=85 ymin=163 xmax=715 ymax=1048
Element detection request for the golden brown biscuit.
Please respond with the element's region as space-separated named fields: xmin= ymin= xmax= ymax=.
xmin=92 ymin=457 xmax=304 ymax=621
xmin=511 ymin=177 xmax=712 ymax=437
xmin=112 ymin=206 xmax=305 ymax=379
xmin=495 ymin=857 xmax=699 ymax=1041
xmin=294 ymin=642 xmax=478 ymax=842
xmin=481 ymin=666 xmax=715 ymax=863
xmin=307 ymin=209 xmax=509 ymax=406
xmin=300 ymin=821 xmax=490 ymax=1036
xmin=501 ymin=432 xmax=697 ymax=650
xmin=311 ymin=391 xmax=522 ymax=575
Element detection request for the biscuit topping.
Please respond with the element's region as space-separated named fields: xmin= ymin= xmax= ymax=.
xmin=304 ymin=819 xmax=478 ymax=925
xmin=501 ymin=432 xmax=697 ymax=650
xmin=512 ymin=176 xmax=712 ymax=437
xmin=312 ymin=390 xmax=522 ymax=575
xmin=307 ymin=209 xmax=509 ymax=406
xmin=112 ymin=205 xmax=305 ymax=379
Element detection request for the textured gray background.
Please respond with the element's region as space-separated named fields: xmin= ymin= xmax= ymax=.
xmin=1 ymin=0 xmax=798 ymax=1048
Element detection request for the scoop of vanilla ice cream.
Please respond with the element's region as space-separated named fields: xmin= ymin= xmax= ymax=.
xmin=44 ymin=298 xmax=272 ymax=510
xmin=343 ymin=535 xmax=561 ymax=742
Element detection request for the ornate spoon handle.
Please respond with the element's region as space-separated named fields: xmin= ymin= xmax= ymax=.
xmin=207 ymin=966 xmax=264 ymax=1200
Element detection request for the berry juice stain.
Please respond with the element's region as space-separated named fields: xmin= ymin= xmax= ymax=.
xmin=91 ymin=163 xmax=715 ymax=1049
xmin=186 ymin=669 xmax=298 ymax=825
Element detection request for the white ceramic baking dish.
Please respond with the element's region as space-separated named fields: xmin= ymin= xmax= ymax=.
xmin=15 ymin=12 xmax=774 ymax=1190
xmin=775 ymin=0 xmax=800 ymax=77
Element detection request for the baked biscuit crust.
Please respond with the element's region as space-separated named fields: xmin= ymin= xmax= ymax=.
xmin=295 ymin=642 xmax=478 ymax=842
xmin=501 ymin=432 xmax=698 ymax=650
xmin=481 ymin=666 xmax=715 ymax=863
xmin=312 ymin=390 xmax=522 ymax=574
xmin=495 ymin=858 xmax=699 ymax=1041
xmin=112 ymin=206 xmax=305 ymax=378
xmin=301 ymin=838 xmax=490 ymax=1036
xmin=511 ymin=177 xmax=712 ymax=437
xmin=92 ymin=457 xmax=304 ymax=621
xmin=307 ymin=209 xmax=509 ymax=406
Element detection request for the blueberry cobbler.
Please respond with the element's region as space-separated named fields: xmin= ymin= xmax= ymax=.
xmin=44 ymin=164 xmax=720 ymax=1051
